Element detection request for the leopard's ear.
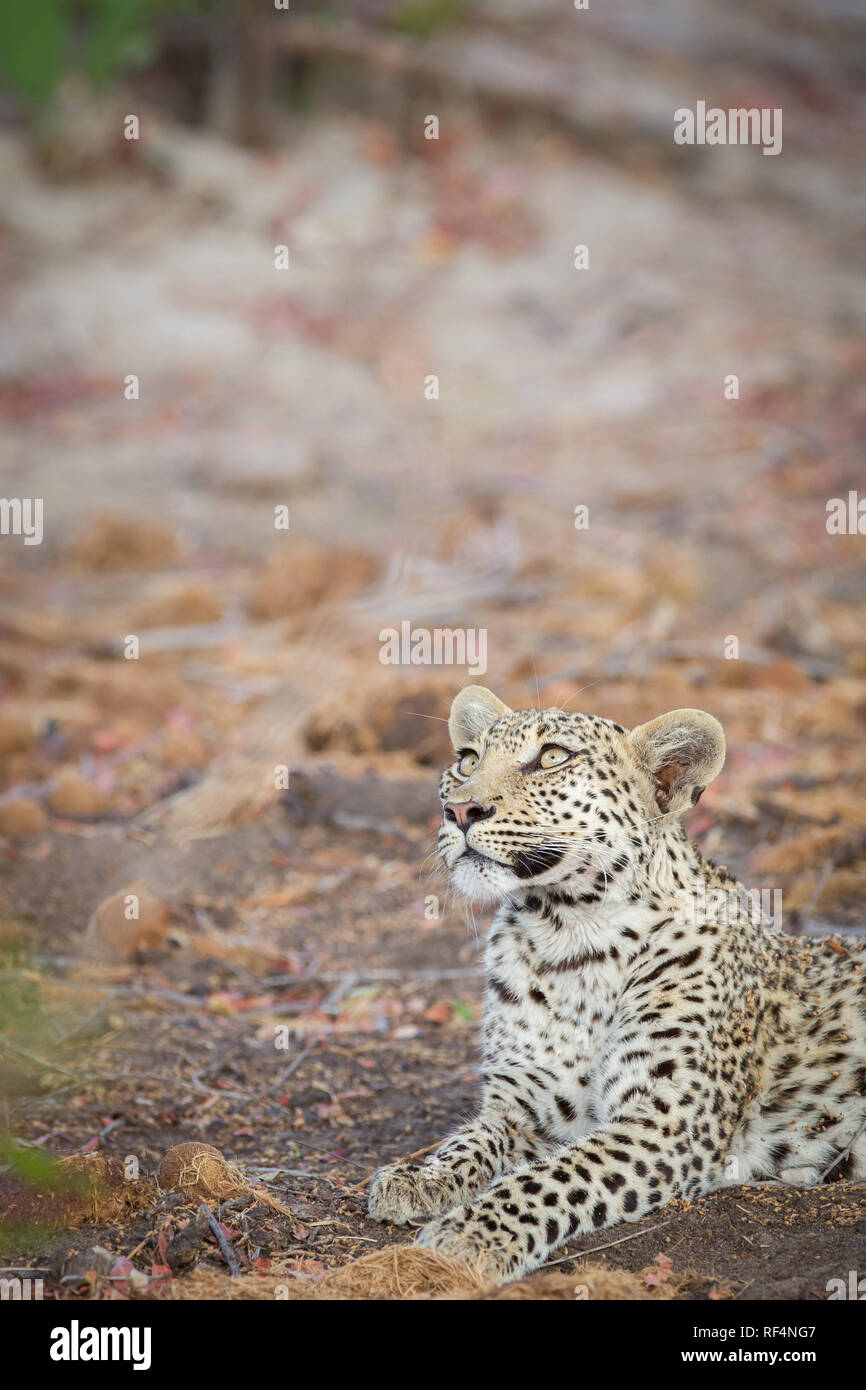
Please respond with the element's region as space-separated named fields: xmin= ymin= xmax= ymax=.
xmin=628 ymin=709 xmax=725 ymax=816
xmin=449 ymin=686 xmax=511 ymax=749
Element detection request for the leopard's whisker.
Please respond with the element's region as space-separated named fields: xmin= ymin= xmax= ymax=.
xmin=556 ymin=679 xmax=603 ymax=713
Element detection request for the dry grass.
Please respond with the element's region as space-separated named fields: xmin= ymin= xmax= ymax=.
xmin=147 ymin=1246 xmax=680 ymax=1301
xmin=56 ymin=1152 xmax=158 ymax=1222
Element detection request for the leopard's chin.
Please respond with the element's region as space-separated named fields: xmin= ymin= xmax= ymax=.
xmin=450 ymin=851 xmax=519 ymax=904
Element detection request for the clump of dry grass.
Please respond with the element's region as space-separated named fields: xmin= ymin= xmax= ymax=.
xmin=56 ymin=1152 xmax=157 ymax=1221
xmin=471 ymin=1266 xmax=676 ymax=1301
xmin=786 ymin=868 xmax=865 ymax=912
xmin=69 ymin=513 xmax=180 ymax=572
xmin=151 ymin=1246 xmax=681 ymax=1302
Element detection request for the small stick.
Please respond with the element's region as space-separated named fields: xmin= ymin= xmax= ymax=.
xmin=0 ymin=1036 xmax=80 ymax=1081
xmin=320 ymin=977 xmax=358 ymax=1016
xmin=817 ymin=1115 xmax=866 ymax=1183
xmin=345 ymin=1141 xmax=441 ymax=1192
xmin=397 ymin=1141 xmax=440 ymax=1164
xmin=98 ymin=1118 xmax=126 ymax=1142
xmin=266 ymin=1041 xmax=317 ymax=1094
xmin=542 ymin=1217 xmax=674 ymax=1267
xmin=189 ymin=1069 xmax=256 ymax=1102
xmin=247 ymin=1167 xmax=341 ymax=1189
xmin=199 ymin=1202 xmax=241 ymax=1277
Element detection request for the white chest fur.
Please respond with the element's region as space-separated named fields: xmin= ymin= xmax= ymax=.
xmin=481 ymin=906 xmax=644 ymax=1142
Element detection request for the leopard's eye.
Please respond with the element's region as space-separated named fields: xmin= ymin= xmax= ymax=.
xmin=538 ymin=745 xmax=571 ymax=770
xmin=456 ymin=751 xmax=478 ymax=777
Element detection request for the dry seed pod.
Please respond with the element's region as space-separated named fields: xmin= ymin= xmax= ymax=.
xmin=156 ymin=1143 xmax=245 ymax=1202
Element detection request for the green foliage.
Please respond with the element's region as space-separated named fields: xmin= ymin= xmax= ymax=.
xmin=0 ymin=949 xmax=41 ymax=1038
xmin=0 ymin=1136 xmax=85 ymax=1258
xmin=0 ymin=1134 xmax=66 ymax=1189
xmin=0 ymin=0 xmax=65 ymax=100
xmin=388 ymin=0 xmax=464 ymax=40
xmin=0 ymin=0 xmax=202 ymax=104
xmin=0 ymin=0 xmax=466 ymax=108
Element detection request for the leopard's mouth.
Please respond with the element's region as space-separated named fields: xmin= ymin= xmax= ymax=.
xmin=448 ymin=840 xmax=576 ymax=905
xmin=510 ymin=845 xmax=565 ymax=879
xmin=461 ymin=848 xmax=493 ymax=866
xmin=443 ymin=839 xmax=507 ymax=870
xmin=453 ymin=842 xmax=570 ymax=879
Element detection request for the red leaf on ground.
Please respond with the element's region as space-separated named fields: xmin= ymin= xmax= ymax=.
xmin=108 ymin=1256 xmax=137 ymax=1296
xmin=424 ymin=1001 xmax=453 ymax=1024
xmin=644 ymin=1252 xmax=675 ymax=1287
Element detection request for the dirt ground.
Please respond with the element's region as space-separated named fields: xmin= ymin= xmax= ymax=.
xmin=1 ymin=1 xmax=865 ymax=1300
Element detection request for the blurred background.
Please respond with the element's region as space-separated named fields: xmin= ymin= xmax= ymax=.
xmin=0 ymin=0 xmax=864 ymax=1293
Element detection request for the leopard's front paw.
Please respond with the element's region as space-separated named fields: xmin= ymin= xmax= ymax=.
xmin=415 ymin=1207 xmax=527 ymax=1281
xmin=367 ymin=1161 xmax=462 ymax=1225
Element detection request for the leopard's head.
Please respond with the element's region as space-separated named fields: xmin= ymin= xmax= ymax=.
xmin=438 ymin=686 xmax=725 ymax=905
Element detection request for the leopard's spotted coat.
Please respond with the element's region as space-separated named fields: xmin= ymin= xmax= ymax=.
xmin=368 ymin=686 xmax=866 ymax=1279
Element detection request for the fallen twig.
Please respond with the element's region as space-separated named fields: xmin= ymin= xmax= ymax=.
xmin=817 ymin=1115 xmax=866 ymax=1183
xmin=541 ymin=1217 xmax=674 ymax=1268
xmin=0 ymin=1035 xmax=80 ymax=1081
xmin=199 ymin=1202 xmax=241 ymax=1277
xmin=262 ymin=1040 xmax=318 ymax=1096
xmin=246 ymin=1167 xmax=342 ymax=1190
xmin=344 ymin=1141 xmax=440 ymax=1193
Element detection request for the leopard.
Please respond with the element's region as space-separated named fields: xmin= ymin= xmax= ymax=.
xmin=368 ymin=684 xmax=866 ymax=1280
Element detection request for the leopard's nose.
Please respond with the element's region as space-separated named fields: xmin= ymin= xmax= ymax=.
xmin=444 ymin=800 xmax=494 ymax=831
